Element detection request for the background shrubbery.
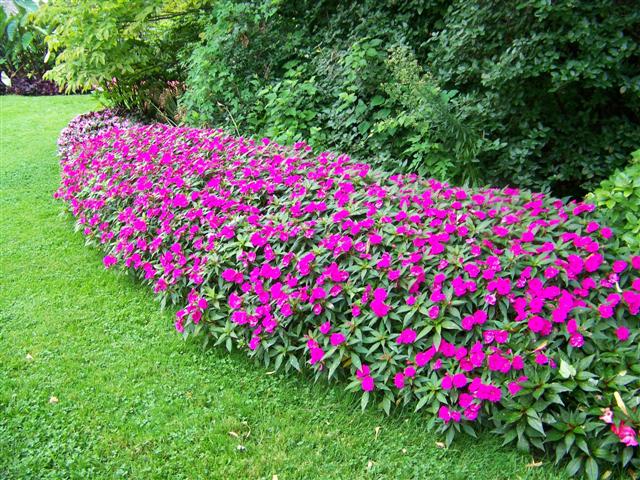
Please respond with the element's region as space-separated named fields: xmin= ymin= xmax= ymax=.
xmin=0 ymin=0 xmax=58 ymax=95
xmin=180 ymin=0 xmax=640 ymax=197
xmin=39 ymin=0 xmax=640 ymax=198
xmin=38 ymin=0 xmax=212 ymax=118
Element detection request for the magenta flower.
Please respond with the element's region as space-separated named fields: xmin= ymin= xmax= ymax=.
xmin=394 ymin=372 xmax=405 ymax=389
xmin=248 ymin=336 xmax=261 ymax=350
xmin=615 ymin=326 xmax=630 ymax=341
xmin=361 ymin=376 xmax=374 ymax=392
xmin=330 ymin=332 xmax=346 ymax=346
xmin=319 ymin=321 xmax=331 ymax=335
xmin=309 ymin=346 xmax=325 ymax=365
xmin=397 ymin=328 xmax=417 ymax=344
xmin=103 ymin=255 xmax=117 ymax=268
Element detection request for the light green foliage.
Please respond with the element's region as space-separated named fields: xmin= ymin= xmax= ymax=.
xmin=37 ymin=0 xmax=210 ymax=117
xmin=588 ymin=150 xmax=640 ymax=251
xmin=0 ymin=95 xmax=566 ymax=479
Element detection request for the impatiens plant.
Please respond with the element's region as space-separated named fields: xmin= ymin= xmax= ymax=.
xmin=56 ymin=112 xmax=640 ymax=479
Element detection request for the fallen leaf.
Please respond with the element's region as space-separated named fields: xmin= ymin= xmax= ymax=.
xmin=228 ymin=431 xmax=239 ymax=438
xmin=401 ymin=448 xmax=407 ymax=454
xmin=374 ymin=426 xmax=381 ymax=439
xmin=25 ymin=353 xmax=34 ymax=361
xmin=49 ymin=396 xmax=59 ymax=404
xmin=367 ymin=460 xmax=374 ymax=470
xmin=526 ymin=460 xmax=543 ymax=468
xmin=614 ymin=391 xmax=629 ymax=416
xmin=236 ymin=445 xmax=246 ymax=452
xmin=272 ymin=476 xmax=279 ymax=480
xmin=435 ymin=441 xmax=446 ymax=449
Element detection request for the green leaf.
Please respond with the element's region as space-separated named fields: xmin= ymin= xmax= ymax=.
xmin=289 ymin=355 xmax=300 ymax=372
xmin=371 ymin=95 xmax=385 ymax=107
xmin=559 ymin=360 xmax=576 ymax=379
xmin=361 ymin=391 xmax=369 ymax=411
xmin=565 ymin=457 xmax=582 ymax=477
xmin=584 ymin=457 xmax=598 ymax=480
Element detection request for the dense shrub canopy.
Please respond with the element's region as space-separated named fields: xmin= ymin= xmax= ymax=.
xmin=180 ymin=0 xmax=640 ymax=196
xmin=57 ymin=111 xmax=640 ymax=478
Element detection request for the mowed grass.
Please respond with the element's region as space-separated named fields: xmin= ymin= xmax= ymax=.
xmin=0 ymin=95 xmax=566 ymax=479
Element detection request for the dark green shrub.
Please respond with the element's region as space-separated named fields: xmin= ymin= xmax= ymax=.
xmin=0 ymin=0 xmax=53 ymax=93
xmin=181 ymin=1 xmax=478 ymax=183
xmin=181 ymin=0 xmax=640 ymax=196
xmin=427 ymin=0 xmax=640 ymax=196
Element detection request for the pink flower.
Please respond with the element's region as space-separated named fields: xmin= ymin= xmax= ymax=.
xmin=428 ymin=305 xmax=440 ymax=319
xmin=356 ymin=365 xmax=370 ymax=379
xmin=397 ymin=328 xmax=417 ymax=344
xmin=309 ymin=346 xmax=325 ymax=364
xmin=569 ymin=333 xmax=584 ymax=348
xmin=507 ymin=382 xmax=523 ymax=396
xmin=452 ymin=373 xmax=468 ymax=388
xmin=415 ymin=348 xmax=435 ymax=366
xmin=319 ymin=321 xmax=331 ymax=335
xmin=103 ymin=255 xmax=117 ymax=268
xmin=584 ymin=253 xmax=603 ymax=272
xmin=613 ymin=260 xmax=628 ymax=273
xmin=371 ymin=298 xmax=390 ymax=317
xmin=615 ymin=326 xmax=630 ymax=341
xmin=330 ymin=332 xmax=346 ymax=346
xmin=438 ymin=405 xmax=451 ymax=422
xmin=598 ymin=304 xmax=614 ymax=319
xmin=248 ymin=336 xmax=261 ymax=350
xmin=394 ymin=372 xmax=405 ymax=389
xmin=599 ymin=408 xmax=613 ymax=424
xmin=361 ymin=376 xmax=375 ymax=392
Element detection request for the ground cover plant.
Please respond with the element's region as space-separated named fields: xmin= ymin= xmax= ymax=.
xmin=56 ymin=109 xmax=640 ymax=478
xmin=1 ymin=94 xmax=571 ymax=480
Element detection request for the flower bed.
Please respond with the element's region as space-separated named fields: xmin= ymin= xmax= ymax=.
xmin=56 ymin=112 xmax=640 ymax=478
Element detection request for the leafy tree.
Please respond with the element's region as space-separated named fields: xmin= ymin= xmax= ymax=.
xmin=37 ymin=0 xmax=213 ymax=118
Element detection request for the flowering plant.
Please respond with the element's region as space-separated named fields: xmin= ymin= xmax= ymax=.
xmin=56 ymin=112 xmax=640 ymax=478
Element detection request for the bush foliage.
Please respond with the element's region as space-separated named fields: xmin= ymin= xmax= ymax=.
xmin=37 ymin=0 xmax=211 ymax=117
xmin=57 ymin=111 xmax=640 ymax=478
xmin=41 ymin=1 xmax=639 ymax=195
xmin=0 ymin=0 xmax=56 ymax=95
xmin=180 ymin=0 xmax=640 ymax=196
xmin=588 ymin=150 xmax=640 ymax=252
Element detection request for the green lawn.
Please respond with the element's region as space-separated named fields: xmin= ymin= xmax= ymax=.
xmin=0 ymin=95 xmax=566 ymax=479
